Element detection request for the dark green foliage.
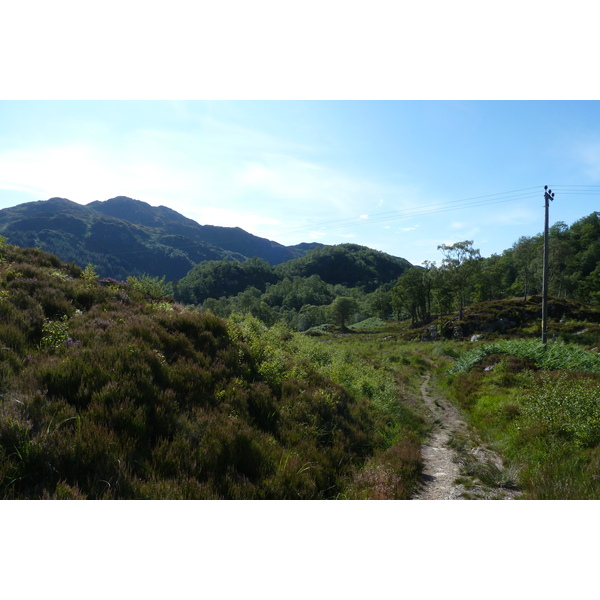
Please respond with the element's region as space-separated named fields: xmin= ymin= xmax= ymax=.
xmin=391 ymin=267 xmax=430 ymax=326
xmin=176 ymin=246 xmax=413 ymax=332
xmin=328 ymin=296 xmax=360 ymax=330
xmin=0 ymin=243 xmax=403 ymax=499
xmin=176 ymin=257 xmax=278 ymax=304
xmin=275 ymin=243 xmax=411 ymax=291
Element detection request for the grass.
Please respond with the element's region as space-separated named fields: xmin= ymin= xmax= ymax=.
xmin=349 ymin=317 xmax=388 ymax=330
xmin=448 ymin=339 xmax=600 ymax=374
xmin=440 ymin=340 xmax=600 ymax=499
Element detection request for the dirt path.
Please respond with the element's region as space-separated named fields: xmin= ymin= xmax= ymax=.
xmin=412 ymin=372 xmax=521 ymax=500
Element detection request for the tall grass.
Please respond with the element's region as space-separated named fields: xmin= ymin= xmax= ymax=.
xmin=441 ymin=339 xmax=600 ymax=499
xmin=522 ymin=372 xmax=600 ymax=448
xmin=449 ymin=339 xmax=600 ymax=374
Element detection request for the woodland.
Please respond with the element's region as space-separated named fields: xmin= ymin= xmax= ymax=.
xmin=172 ymin=212 xmax=600 ymax=333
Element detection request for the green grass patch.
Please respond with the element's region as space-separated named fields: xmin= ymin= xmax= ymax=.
xmin=440 ymin=342 xmax=600 ymax=499
xmin=449 ymin=339 xmax=600 ymax=374
xmin=349 ymin=317 xmax=388 ymax=330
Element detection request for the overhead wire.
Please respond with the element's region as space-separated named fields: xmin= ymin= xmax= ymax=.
xmin=280 ymin=186 xmax=543 ymax=234
xmin=283 ymin=184 xmax=600 ymax=235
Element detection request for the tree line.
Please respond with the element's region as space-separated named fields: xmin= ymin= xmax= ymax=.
xmin=170 ymin=212 xmax=600 ymax=330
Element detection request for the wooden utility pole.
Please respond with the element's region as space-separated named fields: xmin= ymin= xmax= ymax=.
xmin=542 ymin=185 xmax=554 ymax=344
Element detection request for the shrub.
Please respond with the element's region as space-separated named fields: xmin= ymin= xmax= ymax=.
xmin=40 ymin=315 xmax=70 ymax=352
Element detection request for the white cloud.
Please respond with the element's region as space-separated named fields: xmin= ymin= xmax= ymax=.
xmin=0 ymin=181 xmax=40 ymax=194
xmin=234 ymin=154 xmax=386 ymax=219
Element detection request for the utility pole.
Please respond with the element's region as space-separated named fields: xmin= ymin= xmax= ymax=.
xmin=542 ymin=185 xmax=554 ymax=344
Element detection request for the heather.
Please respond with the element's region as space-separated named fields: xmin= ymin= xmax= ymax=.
xmin=0 ymin=243 xmax=423 ymax=499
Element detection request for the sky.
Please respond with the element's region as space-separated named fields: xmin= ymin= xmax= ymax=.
xmin=1 ymin=100 xmax=599 ymax=266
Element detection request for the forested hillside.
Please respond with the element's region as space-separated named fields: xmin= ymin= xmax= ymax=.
xmin=178 ymin=212 xmax=600 ymax=334
xmin=173 ymin=243 xmax=412 ymax=330
xmin=388 ymin=211 xmax=600 ymax=329
xmin=0 ymin=197 xmax=323 ymax=281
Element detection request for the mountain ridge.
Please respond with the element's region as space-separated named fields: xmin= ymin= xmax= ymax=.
xmin=0 ymin=196 xmax=332 ymax=281
xmin=0 ymin=197 xmax=410 ymax=283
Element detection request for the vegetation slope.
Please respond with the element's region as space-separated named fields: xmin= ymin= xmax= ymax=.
xmin=0 ymin=242 xmax=424 ymax=499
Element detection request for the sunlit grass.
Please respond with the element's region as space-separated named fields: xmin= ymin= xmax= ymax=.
xmin=449 ymin=339 xmax=600 ymax=374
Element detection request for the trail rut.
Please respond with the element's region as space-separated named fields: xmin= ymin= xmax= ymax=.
xmin=412 ymin=372 xmax=521 ymax=500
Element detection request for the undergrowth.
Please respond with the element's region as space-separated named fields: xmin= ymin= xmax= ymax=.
xmin=229 ymin=315 xmax=429 ymax=499
xmin=0 ymin=244 xmax=425 ymax=499
xmin=441 ymin=342 xmax=600 ymax=499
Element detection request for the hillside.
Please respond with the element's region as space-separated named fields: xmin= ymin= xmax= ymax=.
xmin=275 ymin=243 xmax=412 ymax=291
xmin=0 ymin=242 xmax=424 ymax=499
xmin=0 ymin=197 xmax=325 ymax=281
xmin=173 ymin=244 xmax=413 ymax=329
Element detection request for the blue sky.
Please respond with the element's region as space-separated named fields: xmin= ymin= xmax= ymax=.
xmin=1 ymin=100 xmax=599 ymax=266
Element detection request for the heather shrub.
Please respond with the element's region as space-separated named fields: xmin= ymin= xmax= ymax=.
xmin=0 ymin=244 xmax=425 ymax=499
xmin=345 ymin=435 xmax=422 ymax=499
xmin=0 ymin=323 xmax=27 ymax=355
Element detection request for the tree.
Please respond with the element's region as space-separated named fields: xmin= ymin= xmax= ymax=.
xmin=328 ymin=296 xmax=359 ymax=331
xmin=548 ymin=237 xmax=576 ymax=298
xmin=511 ymin=236 xmax=540 ymax=300
xmin=437 ymin=240 xmax=481 ymax=319
xmin=391 ymin=267 xmax=429 ymax=326
xmin=472 ymin=253 xmax=513 ymax=303
xmin=368 ymin=286 xmax=392 ymax=319
xmin=297 ymin=304 xmax=329 ymax=331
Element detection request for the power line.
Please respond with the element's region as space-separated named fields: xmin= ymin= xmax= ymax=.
xmin=282 ymin=184 xmax=600 ymax=235
xmin=280 ymin=186 xmax=542 ymax=234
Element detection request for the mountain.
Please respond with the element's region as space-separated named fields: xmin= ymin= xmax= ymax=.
xmin=87 ymin=196 xmax=304 ymax=265
xmin=0 ymin=197 xmax=324 ymax=281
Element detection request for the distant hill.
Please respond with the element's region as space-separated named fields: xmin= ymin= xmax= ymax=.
xmin=175 ymin=243 xmax=414 ymax=307
xmin=275 ymin=243 xmax=413 ymax=291
xmin=0 ymin=197 xmax=325 ymax=281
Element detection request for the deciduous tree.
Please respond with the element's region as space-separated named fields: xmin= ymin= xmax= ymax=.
xmin=437 ymin=240 xmax=481 ymax=319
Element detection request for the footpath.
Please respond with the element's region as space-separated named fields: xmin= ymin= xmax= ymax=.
xmin=412 ymin=372 xmax=522 ymax=500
